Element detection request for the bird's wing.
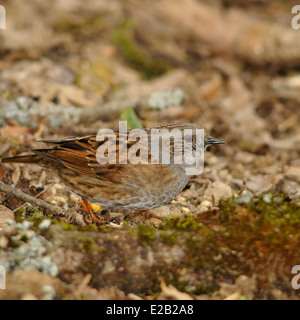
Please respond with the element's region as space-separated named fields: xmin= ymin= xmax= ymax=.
xmin=33 ymin=133 xmax=151 ymax=181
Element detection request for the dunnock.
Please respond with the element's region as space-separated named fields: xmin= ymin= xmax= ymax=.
xmin=2 ymin=122 xmax=225 ymax=223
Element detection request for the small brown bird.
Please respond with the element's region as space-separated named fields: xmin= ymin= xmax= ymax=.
xmin=2 ymin=122 xmax=225 ymax=224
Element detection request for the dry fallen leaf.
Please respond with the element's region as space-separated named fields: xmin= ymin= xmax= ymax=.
xmin=0 ymin=205 xmax=15 ymax=232
xmin=11 ymin=164 xmax=21 ymax=186
xmin=0 ymin=125 xmax=31 ymax=139
xmin=0 ymin=165 xmax=7 ymax=181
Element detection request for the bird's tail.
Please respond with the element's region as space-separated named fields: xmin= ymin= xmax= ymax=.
xmin=1 ymin=154 xmax=40 ymax=164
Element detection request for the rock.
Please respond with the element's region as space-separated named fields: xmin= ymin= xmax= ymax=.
xmin=276 ymin=180 xmax=300 ymax=200
xmin=146 ymin=218 xmax=163 ymax=228
xmin=285 ymin=167 xmax=300 ymax=183
xmin=0 ymin=270 xmax=66 ymax=300
xmin=127 ymin=293 xmax=143 ymax=300
xmin=275 ymin=167 xmax=300 ymax=200
xmin=219 ymin=275 xmax=257 ymax=300
xmin=198 ymin=200 xmax=213 ymax=213
xmin=21 ymin=293 xmax=39 ymax=300
xmin=150 ymin=205 xmax=183 ymax=218
xmin=202 ymin=182 xmax=234 ymax=206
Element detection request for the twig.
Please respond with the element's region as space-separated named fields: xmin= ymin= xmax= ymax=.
xmin=13 ymin=182 xmax=56 ymax=212
xmin=0 ymin=180 xmax=64 ymax=216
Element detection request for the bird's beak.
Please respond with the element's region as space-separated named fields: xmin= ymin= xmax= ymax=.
xmin=205 ymin=136 xmax=226 ymax=146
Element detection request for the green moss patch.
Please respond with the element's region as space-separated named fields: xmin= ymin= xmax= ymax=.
xmin=111 ymin=22 xmax=171 ymax=79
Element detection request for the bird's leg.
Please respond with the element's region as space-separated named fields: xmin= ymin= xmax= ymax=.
xmin=81 ymin=198 xmax=105 ymax=225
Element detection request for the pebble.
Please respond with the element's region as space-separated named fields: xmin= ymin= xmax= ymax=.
xmin=263 ymin=193 xmax=273 ymax=204
xmin=147 ymin=218 xmax=163 ymax=229
xmin=198 ymin=200 xmax=213 ymax=213
xmin=38 ymin=219 xmax=52 ymax=230
xmin=199 ymin=201 xmax=213 ymax=209
xmin=150 ymin=206 xmax=183 ymax=218
xmin=202 ymin=181 xmax=233 ymax=206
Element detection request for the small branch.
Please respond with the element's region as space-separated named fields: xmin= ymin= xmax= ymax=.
xmin=12 ymin=182 xmax=56 ymax=213
xmin=0 ymin=180 xmax=64 ymax=216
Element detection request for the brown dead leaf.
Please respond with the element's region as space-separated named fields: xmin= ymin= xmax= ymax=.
xmin=33 ymin=124 xmax=45 ymax=139
xmin=0 ymin=205 xmax=15 ymax=232
xmin=57 ymin=85 xmax=94 ymax=107
xmin=0 ymin=126 xmax=29 ymax=139
xmin=11 ymin=164 xmax=21 ymax=186
xmin=0 ymin=124 xmax=39 ymax=139
xmin=0 ymin=165 xmax=7 ymax=181
xmin=0 ymin=142 xmax=11 ymax=157
xmin=223 ymin=292 xmax=240 ymax=300
xmin=4 ymin=118 xmax=20 ymax=126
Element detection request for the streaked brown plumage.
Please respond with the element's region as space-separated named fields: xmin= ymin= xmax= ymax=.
xmin=2 ymin=122 xmax=225 ymax=223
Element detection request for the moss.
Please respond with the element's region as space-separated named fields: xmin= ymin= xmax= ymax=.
xmin=218 ymin=192 xmax=300 ymax=231
xmin=159 ymin=231 xmax=178 ymax=245
xmin=184 ymin=229 xmax=219 ymax=269
xmin=8 ymin=190 xmax=299 ymax=297
xmin=111 ymin=21 xmax=170 ymax=79
xmin=31 ymin=208 xmax=44 ymax=219
xmin=101 ymin=247 xmax=109 ymax=254
xmin=136 ymin=224 xmax=156 ymax=246
xmin=186 ymin=283 xmax=219 ymax=296
xmin=50 ymin=219 xmax=115 ymax=233
xmin=161 ymin=216 xmax=202 ymax=231
xmin=79 ymin=236 xmax=97 ymax=254
xmin=14 ymin=207 xmax=45 ymax=223
xmin=52 ymin=220 xmax=78 ymax=231
xmin=147 ymin=191 xmax=300 ymax=295
xmin=14 ymin=208 xmax=26 ymax=223
xmin=79 ymin=224 xmax=99 ymax=232
xmin=99 ymin=225 xmax=118 ymax=233
xmin=80 ymin=260 xmax=96 ymax=273
xmin=25 ymin=209 xmax=46 ymax=228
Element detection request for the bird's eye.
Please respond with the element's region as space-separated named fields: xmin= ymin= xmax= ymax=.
xmin=184 ymin=135 xmax=193 ymax=144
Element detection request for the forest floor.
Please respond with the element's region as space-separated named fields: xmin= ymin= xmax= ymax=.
xmin=0 ymin=0 xmax=300 ymax=300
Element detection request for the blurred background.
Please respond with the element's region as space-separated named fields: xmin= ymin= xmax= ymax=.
xmin=0 ymin=0 xmax=300 ymax=300
xmin=1 ymin=0 xmax=299 ymax=197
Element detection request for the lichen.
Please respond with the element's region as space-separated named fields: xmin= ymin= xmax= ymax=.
xmin=0 ymin=97 xmax=82 ymax=127
xmin=0 ymin=220 xmax=58 ymax=277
